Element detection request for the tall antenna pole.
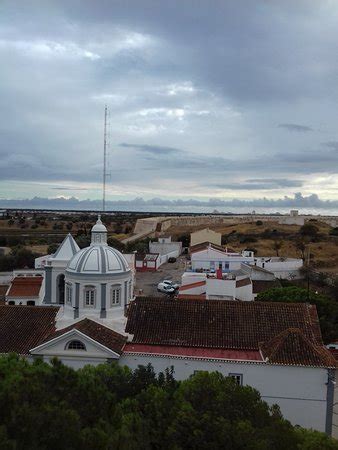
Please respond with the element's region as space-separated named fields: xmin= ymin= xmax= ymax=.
xmin=102 ymin=105 xmax=108 ymax=212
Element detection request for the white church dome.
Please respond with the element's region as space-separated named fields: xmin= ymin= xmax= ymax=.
xmin=66 ymin=216 xmax=130 ymax=276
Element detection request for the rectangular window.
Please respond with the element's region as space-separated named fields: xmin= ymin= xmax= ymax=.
xmin=84 ymin=289 xmax=95 ymax=307
xmin=66 ymin=285 xmax=72 ymax=304
xmin=229 ymin=373 xmax=243 ymax=386
xmin=111 ymin=288 xmax=121 ymax=306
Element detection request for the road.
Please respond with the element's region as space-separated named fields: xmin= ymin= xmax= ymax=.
xmin=134 ymin=256 xmax=186 ymax=297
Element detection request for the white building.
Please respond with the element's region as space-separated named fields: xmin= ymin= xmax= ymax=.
xmin=188 ymin=243 xmax=303 ymax=280
xmin=27 ymin=216 xmax=135 ymax=324
xmin=189 ymin=243 xmax=254 ymax=273
xmin=122 ymin=297 xmax=336 ymax=435
xmin=178 ymin=271 xmax=253 ymax=301
xmin=149 ymin=236 xmax=182 ymax=260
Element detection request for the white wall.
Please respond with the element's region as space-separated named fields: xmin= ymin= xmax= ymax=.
xmin=120 ymin=354 xmax=329 ymax=432
xmin=149 ymin=241 xmax=182 ymax=257
xmin=191 ymin=248 xmax=254 ymax=272
xmin=254 ymin=258 xmax=303 ymax=279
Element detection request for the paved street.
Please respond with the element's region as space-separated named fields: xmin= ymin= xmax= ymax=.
xmin=134 ymin=256 xmax=187 ymax=297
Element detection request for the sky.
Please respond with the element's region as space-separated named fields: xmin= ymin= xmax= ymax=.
xmin=0 ymin=0 xmax=338 ymax=210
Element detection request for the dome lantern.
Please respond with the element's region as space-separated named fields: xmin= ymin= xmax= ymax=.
xmin=91 ymin=215 xmax=107 ymax=246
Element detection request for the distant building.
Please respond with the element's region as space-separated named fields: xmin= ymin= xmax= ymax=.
xmin=149 ymin=236 xmax=182 ymax=260
xmin=190 ymin=228 xmax=222 ymax=247
xmin=135 ymin=253 xmax=161 ymax=272
xmin=188 ymin=243 xmax=254 ymax=273
xmin=6 ymin=275 xmax=44 ymax=306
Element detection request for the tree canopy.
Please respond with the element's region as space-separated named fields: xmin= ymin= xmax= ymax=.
xmin=257 ymin=286 xmax=338 ymax=343
xmin=0 ymin=355 xmax=336 ymax=449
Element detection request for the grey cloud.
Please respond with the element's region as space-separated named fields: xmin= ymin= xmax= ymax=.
xmin=0 ymin=192 xmax=337 ymax=211
xmin=278 ymin=124 xmax=313 ymax=132
xmin=212 ymin=179 xmax=303 ymax=190
xmin=119 ymin=143 xmax=181 ymax=155
xmin=0 ymin=1 xmax=338 ymax=202
xmin=322 ymin=141 xmax=338 ymax=150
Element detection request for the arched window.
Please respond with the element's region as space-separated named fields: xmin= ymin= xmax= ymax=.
xmin=84 ymin=285 xmax=96 ymax=307
xmin=111 ymin=286 xmax=121 ymax=306
xmin=66 ymin=283 xmax=72 ymax=305
xmin=66 ymin=340 xmax=86 ymax=351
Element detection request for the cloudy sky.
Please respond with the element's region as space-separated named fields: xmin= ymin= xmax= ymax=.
xmin=1 ymin=0 xmax=338 ymax=208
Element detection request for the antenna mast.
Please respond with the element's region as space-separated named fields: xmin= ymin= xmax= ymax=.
xmin=102 ymin=105 xmax=108 ymax=212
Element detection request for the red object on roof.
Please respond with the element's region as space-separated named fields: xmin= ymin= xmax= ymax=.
xmin=123 ymin=343 xmax=263 ymax=361
xmin=7 ymin=276 xmax=43 ymax=298
xmin=216 ymin=268 xmax=222 ymax=279
xmin=0 ymin=305 xmax=58 ymax=354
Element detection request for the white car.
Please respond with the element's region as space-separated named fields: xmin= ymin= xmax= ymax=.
xmin=157 ymin=282 xmax=176 ymax=294
xmin=162 ymin=280 xmax=180 ymax=290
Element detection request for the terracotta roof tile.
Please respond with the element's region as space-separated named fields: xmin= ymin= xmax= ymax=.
xmin=0 ymin=305 xmax=58 ymax=354
xmin=260 ymin=328 xmax=336 ymax=367
xmin=7 ymin=276 xmax=43 ymax=298
xmin=47 ymin=318 xmax=127 ymax=355
xmin=235 ymin=278 xmax=251 ymax=288
xmin=125 ymin=297 xmax=331 ymax=367
xmin=252 ymin=279 xmax=281 ymax=294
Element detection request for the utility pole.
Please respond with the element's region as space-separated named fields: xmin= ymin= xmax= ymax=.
xmin=102 ymin=105 xmax=108 ymax=212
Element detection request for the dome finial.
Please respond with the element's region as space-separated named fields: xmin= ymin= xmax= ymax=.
xmin=97 ymin=214 xmax=102 ymax=223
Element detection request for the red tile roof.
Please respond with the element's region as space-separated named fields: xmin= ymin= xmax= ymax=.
xmin=126 ymin=297 xmax=332 ymax=367
xmin=252 ymin=279 xmax=281 ymax=294
xmin=235 ymin=278 xmax=251 ymax=288
xmin=45 ymin=318 xmax=127 ymax=355
xmin=0 ymin=305 xmax=58 ymax=354
xmin=7 ymin=276 xmax=43 ymax=298
xmin=260 ymin=328 xmax=336 ymax=367
xmin=124 ymin=344 xmax=263 ymax=361
xmin=177 ymin=294 xmax=207 ymax=300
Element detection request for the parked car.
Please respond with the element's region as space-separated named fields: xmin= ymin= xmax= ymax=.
xmin=168 ymin=257 xmax=177 ymax=263
xmin=162 ymin=280 xmax=179 ymax=290
xmin=157 ymin=283 xmax=176 ymax=294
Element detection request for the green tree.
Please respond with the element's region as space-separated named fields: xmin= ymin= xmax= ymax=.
xmin=257 ymin=287 xmax=338 ymax=343
xmin=300 ymin=223 xmax=319 ymax=237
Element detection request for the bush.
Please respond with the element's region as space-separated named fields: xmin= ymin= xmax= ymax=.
xmin=256 ymin=220 xmax=263 ymax=226
xmin=300 ymin=223 xmax=319 ymax=237
xmin=329 ymin=227 xmax=338 ymax=236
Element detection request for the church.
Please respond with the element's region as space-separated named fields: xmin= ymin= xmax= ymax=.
xmin=40 ymin=215 xmax=134 ymax=326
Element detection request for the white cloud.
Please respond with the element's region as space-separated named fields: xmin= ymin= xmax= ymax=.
xmin=0 ymin=39 xmax=100 ymax=60
xmin=166 ymin=81 xmax=196 ymax=96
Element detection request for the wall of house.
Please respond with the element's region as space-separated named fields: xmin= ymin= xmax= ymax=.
xmin=206 ymin=278 xmax=236 ymax=299
xmin=149 ymin=241 xmax=182 ymax=257
xmin=254 ymin=258 xmax=303 ymax=279
xmin=120 ymin=354 xmax=329 ymax=432
xmin=191 ymin=249 xmax=254 ymax=272
xmin=236 ymin=282 xmax=253 ymax=301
